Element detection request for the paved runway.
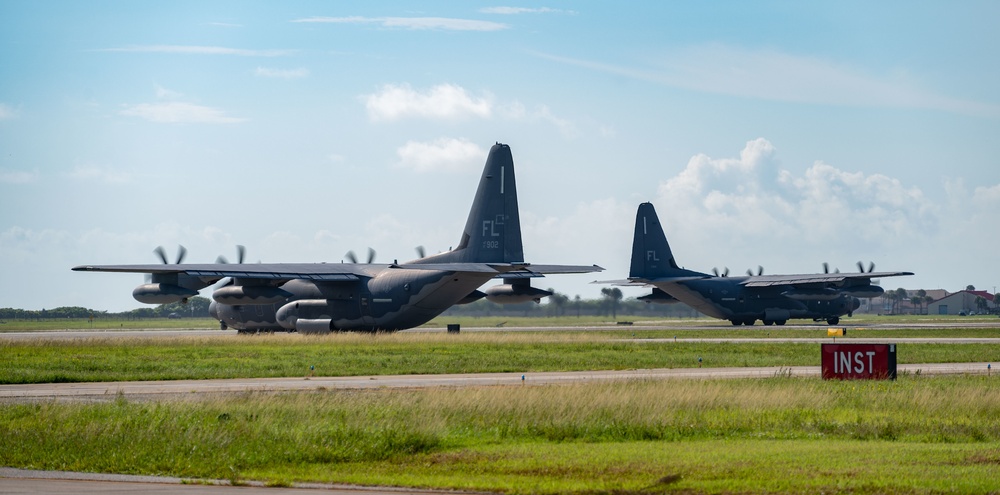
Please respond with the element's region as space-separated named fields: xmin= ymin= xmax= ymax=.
xmin=1 ymin=362 xmax=994 ymax=403
xmin=0 ymin=467 xmax=471 ymax=495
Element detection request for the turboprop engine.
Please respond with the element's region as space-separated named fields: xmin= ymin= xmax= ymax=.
xmin=484 ymin=278 xmax=552 ymax=304
xmin=132 ymin=283 xmax=199 ymax=304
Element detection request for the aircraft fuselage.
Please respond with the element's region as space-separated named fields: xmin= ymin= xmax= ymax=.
xmin=210 ymin=268 xmax=496 ymax=332
xmin=659 ymin=276 xmax=861 ymax=325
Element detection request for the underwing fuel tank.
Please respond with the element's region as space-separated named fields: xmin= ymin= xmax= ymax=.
xmin=212 ymin=286 xmax=292 ymax=305
xmin=132 ymin=283 xmax=198 ymax=304
xmin=781 ymin=288 xmax=841 ymax=301
xmin=841 ymin=285 xmax=885 ymax=298
xmin=295 ymin=319 xmax=332 ymax=335
xmin=484 ymin=281 xmax=553 ymax=304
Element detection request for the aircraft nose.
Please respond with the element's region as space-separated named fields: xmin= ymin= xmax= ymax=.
xmin=852 ymin=297 xmax=861 ymax=311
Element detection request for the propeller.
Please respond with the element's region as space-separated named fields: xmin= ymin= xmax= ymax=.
xmin=857 ymin=261 xmax=875 ymax=273
xmin=746 ymin=265 xmax=763 ymax=276
xmin=212 ymin=245 xmax=248 ymax=289
xmin=345 ymin=247 xmax=377 ymax=264
xmin=823 ymin=262 xmax=841 ymax=274
xmin=415 ymin=245 xmax=426 ymax=258
xmin=712 ymin=267 xmax=729 ymax=277
xmin=154 ymin=245 xmax=187 ymax=264
xmin=216 ymin=245 xmax=246 ymax=265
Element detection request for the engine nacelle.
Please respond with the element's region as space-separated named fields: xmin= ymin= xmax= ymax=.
xmin=132 ymin=283 xmax=198 ymax=305
xmin=212 ymin=285 xmax=292 ymax=305
xmin=484 ymin=282 xmax=552 ymax=304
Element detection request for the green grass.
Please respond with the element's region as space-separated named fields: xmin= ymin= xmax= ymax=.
xmin=0 ymin=317 xmax=219 ymax=332
xmin=3 ymin=313 xmax=998 ymax=332
xmin=3 ymin=332 xmax=999 ymax=384
xmin=3 ymin=376 xmax=999 ymax=493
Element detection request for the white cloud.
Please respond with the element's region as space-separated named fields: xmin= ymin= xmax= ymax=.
xmin=655 ymin=138 xmax=938 ymax=248
xmin=0 ymin=168 xmax=38 ymax=183
xmin=363 ymin=83 xmax=493 ymax=121
xmin=0 ymin=103 xmax=17 ymax=120
xmin=536 ymin=45 xmax=1000 ymax=117
xmin=255 ymin=67 xmax=310 ymax=79
xmin=120 ymin=102 xmax=245 ymax=124
xmin=395 ymin=138 xmax=486 ymax=173
xmin=101 ymin=45 xmax=292 ymax=57
xmin=292 ymin=16 xmax=508 ymax=31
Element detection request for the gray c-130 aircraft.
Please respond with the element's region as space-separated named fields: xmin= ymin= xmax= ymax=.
xmin=604 ymin=202 xmax=912 ymax=326
xmin=73 ymin=143 xmax=602 ymax=333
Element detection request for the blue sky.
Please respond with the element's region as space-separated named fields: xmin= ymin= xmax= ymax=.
xmin=2 ymin=1 xmax=998 ymax=312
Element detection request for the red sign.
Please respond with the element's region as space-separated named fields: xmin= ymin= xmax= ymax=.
xmin=821 ymin=343 xmax=897 ymax=380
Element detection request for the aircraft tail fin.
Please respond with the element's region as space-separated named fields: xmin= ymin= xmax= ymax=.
xmin=629 ymin=202 xmax=695 ymax=280
xmin=426 ymin=143 xmax=525 ymax=264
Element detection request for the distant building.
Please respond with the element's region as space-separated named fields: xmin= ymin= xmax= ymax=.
xmin=864 ymin=289 xmax=948 ymax=315
xmin=927 ymin=290 xmax=996 ymax=315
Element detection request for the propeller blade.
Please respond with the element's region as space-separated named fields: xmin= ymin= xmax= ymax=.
xmin=216 ymin=255 xmax=229 ymax=264
xmin=857 ymin=261 xmax=864 ymax=273
xmin=366 ymin=247 xmax=376 ymax=264
xmin=723 ymin=267 xmax=729 ymax=277
xmin=154 ymin=246 xmax=168 ymax=264
xmin=712 ymin=267 xmax=719 ymax=277
xmin=415 ymin=245 xmax=426 ymax=258
xmin=174 ymin=245 xmax=187 ymax=264
xmin=867 ymin=261 xmax=875 ymax=273
xmin=237 ymin=245 xmax=246 ymax=264
xmin=757 ymin=266 xmax=763 ymax=276
xmin=823 ymin=262 xmax=829 ymax=274
xmin=345 ymin=251 xmax=358 ymax=264
xmin=746 ymin=269 xmax=753 ymax=276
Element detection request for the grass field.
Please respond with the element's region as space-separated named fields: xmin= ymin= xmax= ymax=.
xmin=3 ymin=377 xmax=999 ymax=493
xmin=2 ymin=332 xmax=999 ymax=384
xmin=3 ymin=313 xmax=999 ymax=332
xmin=3 ymin=322 xmax=1000 ymax=493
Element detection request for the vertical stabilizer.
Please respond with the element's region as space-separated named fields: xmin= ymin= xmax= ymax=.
xmin=628 ymin=202 xmax=691 ymax=279
xmin=431 ymin=143 xmax=524 ymax=264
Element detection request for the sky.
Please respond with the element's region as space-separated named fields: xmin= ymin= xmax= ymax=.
xmin=1 ymin=1 xmax=999 ymax=312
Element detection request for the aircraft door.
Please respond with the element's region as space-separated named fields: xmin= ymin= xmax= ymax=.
xmin=359 ymin=291 xmax=376 ymax=327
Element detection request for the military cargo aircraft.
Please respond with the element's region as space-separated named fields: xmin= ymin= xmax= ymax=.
xmin=74 ymin=143 xmax=602 ymax=333
xmin=604 ymin=202 xmax=912 ymax=326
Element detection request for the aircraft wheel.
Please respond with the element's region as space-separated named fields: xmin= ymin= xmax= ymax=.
xmin=763 ymin=319 xmax=774 ymax=326
xmin=827 ymin=317 xmax=840 ymax=325
xmin=776 ymin=320 xmax=786 ymax=326
xmin=730 ymin=319 xmax=742 ymax=326
xmin=743 ymin=319 xmax=756 ymax=326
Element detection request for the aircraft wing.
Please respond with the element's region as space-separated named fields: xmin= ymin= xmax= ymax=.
xmin=592 ymin=275 xmax=707 ymax=286
xmin=742 ymin=271 xmax=914 ymax=288
xmin=72 ymin=262 xmax=379 ymax=282
xmin=74 ymin=261 xmax=603 ymax=281
xmin=393 ymin=262 xmax=604 ymax=277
